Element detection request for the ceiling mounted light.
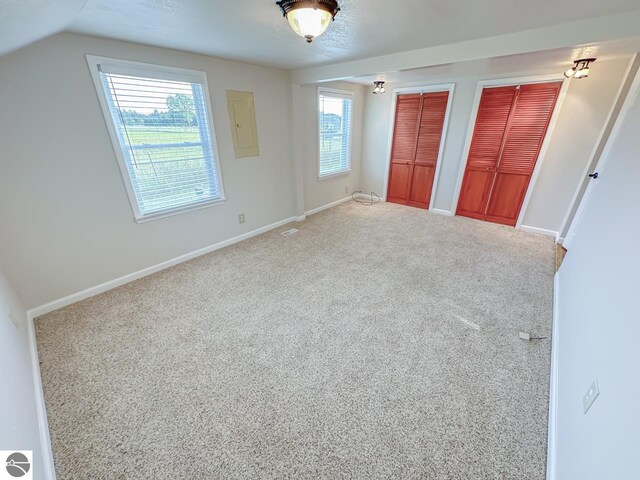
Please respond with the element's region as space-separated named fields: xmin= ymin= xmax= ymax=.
xmin=373 ymin=81 xmax=386 ymax=94
xmin=564 ymin=58 xmax=596 ymax=79
xmin=276 ymin=0 xmax=340 ymax=43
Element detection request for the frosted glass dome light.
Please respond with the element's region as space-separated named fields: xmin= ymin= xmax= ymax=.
xmin=277 ymin=0 xmax=341 ymax=43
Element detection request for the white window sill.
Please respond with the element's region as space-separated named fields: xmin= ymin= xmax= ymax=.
xmin=134 ymin=197 xmax=226 ymax=224
xmin=318 ymin=169 xmax=351 ymax=180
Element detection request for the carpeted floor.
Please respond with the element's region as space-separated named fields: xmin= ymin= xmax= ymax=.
xmin=36 ymin=201 xmax=555 ymax=479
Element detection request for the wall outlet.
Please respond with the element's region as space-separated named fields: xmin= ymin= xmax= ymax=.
xmin=8 ymin=311 xmax=20 ymax=330
xmin=583 ymin=379 xmax=600 ymax=414
xmin=238 ymin=213 xmax=245 ymax=224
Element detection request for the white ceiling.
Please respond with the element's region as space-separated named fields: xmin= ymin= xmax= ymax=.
xmin=349 ymin=38 xmax=640 ymax=85
xmin=63 ymin=0 xmax=640 ymax=70
xmin=2 ymin=0 xmax=640 ymax=70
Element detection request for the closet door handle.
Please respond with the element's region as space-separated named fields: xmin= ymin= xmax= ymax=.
xmin=589 ymin=172 xmax=599 ymax=179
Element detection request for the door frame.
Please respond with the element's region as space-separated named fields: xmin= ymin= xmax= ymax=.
xmin=562 ymin=61 xmax=640 ymax=249
xmin=558 ymin=54 xmax=639 ymax=244
xmin=382 ymin=83 xmax=456 ymax=211
xmin=450 ymin=74 xmax=570 ymax=229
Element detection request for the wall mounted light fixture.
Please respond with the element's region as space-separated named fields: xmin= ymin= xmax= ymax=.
xmin=276 ymin=0 xmax=340 ymax=43
xmin=373 ymin=81 xmax=386 ymax=94
xmin=564 ymin=58 xmax=596 ymax=79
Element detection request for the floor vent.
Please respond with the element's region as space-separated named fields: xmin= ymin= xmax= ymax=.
xmin=281 ymin=228 xmax=299 ymax=237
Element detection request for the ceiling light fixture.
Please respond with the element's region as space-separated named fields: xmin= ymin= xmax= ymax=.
xmin=276 ymin=0 xmax=340 ymax=43
xmin=564 ymin=58 xmax=596 ymax=79
xmin=373 ymin=81 xmax=386 ymax=94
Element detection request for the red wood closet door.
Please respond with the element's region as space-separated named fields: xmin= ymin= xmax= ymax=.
xmin=457 ymin=82 xmax=561 ymax=226
xmin=387 ymin=94 xmax=421 ymax=204
xmin=485 ymin=82 xmax=562 ymax=225
xmin=408 ymin=91 xmax=450 ymax=209
xmin=456 ymin=86 xmax=517 ymax=219
xmin=388 ymin=92 xmax=449 ymax=209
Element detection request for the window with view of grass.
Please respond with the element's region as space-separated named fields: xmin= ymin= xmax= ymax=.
xmin=88 ymin=56 xmax=225 ymax=221
xmin=318 ymin=88 xmax=353 ymax=178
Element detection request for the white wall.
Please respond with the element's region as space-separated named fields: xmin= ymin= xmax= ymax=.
xmin=521 ymin=58 xmax=630 ymax=232
xmin=0 ymin=270 xmax=48 ymax=478
xmin=0 ymin=33 xmax=296 ymax=309
xmin=558 ymin=55 xmax=640 ymax=241
xmin=360 ymin=58 xmax=629 ymax=232
xmin=554 ymin=72 xmax=640 ymax=479
xmin=295 ymin=81 xmax=365 ymax=213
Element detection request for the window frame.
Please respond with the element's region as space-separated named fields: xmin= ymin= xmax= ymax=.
xmin=86 ymin=55 xmax=226 ymax=223
xmin=317 ymin=87 xmax=354 ymax=180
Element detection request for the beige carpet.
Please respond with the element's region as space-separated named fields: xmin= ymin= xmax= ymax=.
xmin=36 ymin=201 xmax=555 ymax=479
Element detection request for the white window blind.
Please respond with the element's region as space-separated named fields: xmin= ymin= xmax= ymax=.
xmin=318 ymin=89 xmax=353 ymax=177
xmin=90 ymin=57 xmax=225 ymax=221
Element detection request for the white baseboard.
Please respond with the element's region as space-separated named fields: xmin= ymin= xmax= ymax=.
xmin=546 ymin=273 xmax=560 ymax=480
xmin=431 ymin=208 xmax=453 ymax=216
xmin=519 ymin=225 xmax=559 ymax=238
xmin=28 ymin=215 xmax=301 ymax=318
xmin=27 ymin=314 xmax=57 ymax=480
xmin=304 ymin=196 xmax=353 ymax=216
xmin=26 ymin=214 xmax=307 ymax=478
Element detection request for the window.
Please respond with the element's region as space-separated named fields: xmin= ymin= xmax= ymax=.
xmin=318 ymin=88 xmax=353 ymax=178
xmin=87 ymin=56 xmax=225 ymax=221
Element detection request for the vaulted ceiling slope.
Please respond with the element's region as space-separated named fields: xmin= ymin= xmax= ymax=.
xmin=0 ymin=0 xmax=87 ymax=56
xmin=2 ymin=0 xmax=640 ymax=69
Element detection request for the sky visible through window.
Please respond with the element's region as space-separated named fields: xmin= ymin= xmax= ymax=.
xmin=109 ymin=76 xmax=180 ymax=113
xmin=320 ymin=98 xmax=343 ymax=116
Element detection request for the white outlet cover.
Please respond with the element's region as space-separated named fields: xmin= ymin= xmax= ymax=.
xmin=583 ymin=379 xmax=600 ymax=414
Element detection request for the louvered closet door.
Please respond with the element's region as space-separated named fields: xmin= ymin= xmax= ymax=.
xmin=485 ymin=82 xmax=562 ymax=225
xmin=408 ymin=91 xmax=450 ymax=209
xmin=456 ymin=86 xmax=517 ymax=219
xmin=387 ymin=94 xmax=421 ymax=203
